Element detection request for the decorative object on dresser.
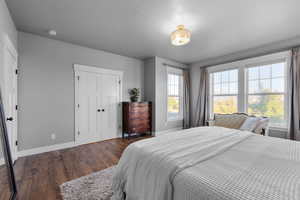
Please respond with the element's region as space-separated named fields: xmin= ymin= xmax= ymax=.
xmin=128 ymin=88 xmax=140 ymax=102
xmin=122 ymin=102 xmax=152 ymax=138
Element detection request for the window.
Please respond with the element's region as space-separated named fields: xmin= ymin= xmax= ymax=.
xmin=208 ymin=51 xmax=289 ymax=128
xmin=167 ymin=68 xmax=183 ymax=121
xmin=246 ymin=62 xmax=287 ymax=128
xmin=210 ymin=69 xmax=238 ymax=114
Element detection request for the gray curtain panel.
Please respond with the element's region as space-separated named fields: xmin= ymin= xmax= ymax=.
xmin=193 ymin=67 xmax=209 ymax=127
xmin=288 ymin=48 xmax=300 ymax=141
xmin=183 ymin=70 xmax=190 ymax=129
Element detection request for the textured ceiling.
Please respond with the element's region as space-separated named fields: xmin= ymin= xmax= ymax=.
xmin=6 ymin=0 xmax=300 ymax=64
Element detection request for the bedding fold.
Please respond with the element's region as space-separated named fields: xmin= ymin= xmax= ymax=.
xmin=112 ymin=127 xmax=252 ymax=200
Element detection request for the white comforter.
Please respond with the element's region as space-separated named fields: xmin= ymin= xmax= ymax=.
xmin=112 ymin=126 xmax=300 ymax=200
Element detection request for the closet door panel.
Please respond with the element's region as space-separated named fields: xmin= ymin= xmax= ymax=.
xmin=98 ymin=74 xmax=119 ymax=140
xmin=78 ymin=72 xmax=97 ymax=142
xmin=96 ymin=76 xmax=102 ymax=140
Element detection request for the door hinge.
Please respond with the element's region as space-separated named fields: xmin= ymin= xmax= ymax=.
xmin=15 ymin=105 xmax=18 ymax=110
xmin=77 ymin=104 xmax=80 ymax=108
xmin=77 ymin=76 xmax=80 ymax=80
xmin=118 ymin=80 xmax=121 ymax=84
xmin=77 ymin=131 xmax=80 ymax=135
xmin=15 ymin=141 xmax=18 ymax=146
xmin=15 ymin=69 xmax=18 ymax=75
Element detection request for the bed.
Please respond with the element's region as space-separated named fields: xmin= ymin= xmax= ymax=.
xmin=112 ymin=126 xmax=300 ymax=200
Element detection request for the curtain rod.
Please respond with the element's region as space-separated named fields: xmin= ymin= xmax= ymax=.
xmin=162 ymin=63 xmax=183 ymax=68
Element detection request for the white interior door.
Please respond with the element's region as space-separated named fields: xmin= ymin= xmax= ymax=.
xmin=2 ymin=36 xmax=18 ymax=161
xmin=97 ymin=73 xmax=119 ymax=140
xmin=75 ymin=65 xmax=122 ymax=144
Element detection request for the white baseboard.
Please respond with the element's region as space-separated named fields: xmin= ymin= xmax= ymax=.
xmin=17 ymin=141 xmax=77 ymax=158
xmin=17 ymin=128 xmax=183 ymax=158
xmin=17 ymin=136 xmax=123 ymax=158
xmin=153 ymin=127 xmax=183 ymax=136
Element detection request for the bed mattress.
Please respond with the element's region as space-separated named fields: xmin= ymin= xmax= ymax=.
xmin=112 ymin=127 xmax=300 ymax=200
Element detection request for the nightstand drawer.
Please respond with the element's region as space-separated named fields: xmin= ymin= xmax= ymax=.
xmin=128 ymin=112 xmax=150 ymax=120
xmin=130 ymin=106 xmax=149 ymax=113
xmin=129 ymin=119 xmax=150 ymax=127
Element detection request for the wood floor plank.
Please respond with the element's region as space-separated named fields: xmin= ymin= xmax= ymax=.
xmin=11 ymin=136 xmax=150 ymax=200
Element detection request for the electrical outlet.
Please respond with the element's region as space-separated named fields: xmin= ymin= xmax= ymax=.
xmin=51 ymin=133 xmax=56 ymax=140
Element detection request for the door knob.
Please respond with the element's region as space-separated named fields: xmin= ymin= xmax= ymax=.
xmin=6 ymin=117 xmax=13 ymax=121
xmin=102 ymin=109 xmax=105 ymax=112
xmin=97 ymin=109 xmax=101 ymax=112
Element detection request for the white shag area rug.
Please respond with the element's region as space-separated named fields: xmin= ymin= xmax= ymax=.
xmin=60 ymin=166 xmax=115 ymax=200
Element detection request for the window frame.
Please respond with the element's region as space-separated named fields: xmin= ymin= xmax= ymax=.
xmin=245 ymin=59 xmax=288 ymax=129
xmin=207 ymin=51 xmax=290 ymax=130
xmin=209 ymin=69 xmax=239 ymax=116
xmin=167 ymin=67 xmax=184 ymax=122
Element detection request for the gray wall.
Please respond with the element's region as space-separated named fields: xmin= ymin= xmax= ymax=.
xmin=144 ymin=57 xmax=188 ymax=133
xmin=144 ymin=58 xmax=156 ymax=131
xmin=0 ymin=0 xmax=17 ymax=159
xmin=189 ymin=36 xmax=300 ymax=68
xmin=18 ymin=32 xmax=144 ymax=151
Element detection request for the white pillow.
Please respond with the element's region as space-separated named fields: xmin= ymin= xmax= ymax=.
xmin=253 ymin=118 xmax=270 ymax=134
xmin=240 ymin=117 xmax=259 ymax=131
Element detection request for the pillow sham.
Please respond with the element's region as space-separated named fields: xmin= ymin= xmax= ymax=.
xmin=253 ymin=118 xmax=270 ymax=135
xmin=240 ymin=117 xmax=259 ymax=131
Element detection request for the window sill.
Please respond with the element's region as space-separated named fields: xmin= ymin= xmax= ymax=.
xmin=167 ymin=118 xmax=183 ymax=123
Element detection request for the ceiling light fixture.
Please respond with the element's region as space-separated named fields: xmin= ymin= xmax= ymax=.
xmin=48 ymin=30 xmax=57 ymax=36
xmin=170 ymin=25 xmax=191 ymax=46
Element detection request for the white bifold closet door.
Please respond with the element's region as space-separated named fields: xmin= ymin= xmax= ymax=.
xmin=76 ymin=67 xmax=121 ymax=144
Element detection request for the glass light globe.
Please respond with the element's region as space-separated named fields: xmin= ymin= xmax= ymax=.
xmin=170 ymin=25 xmax=191 ymax=46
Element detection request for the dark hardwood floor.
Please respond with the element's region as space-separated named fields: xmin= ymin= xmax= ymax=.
xmin=13 ymin=136 xmax=150 ymax=200
xmin=0 ymin=165 xmax=11 ymax=200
